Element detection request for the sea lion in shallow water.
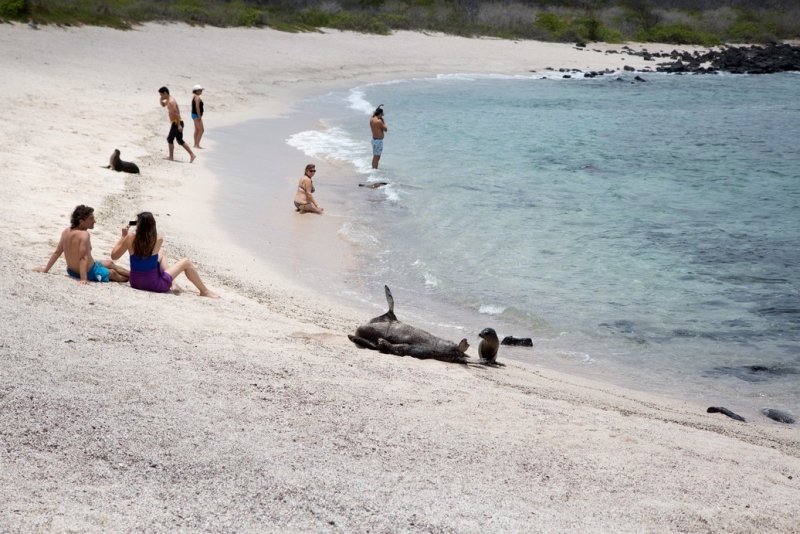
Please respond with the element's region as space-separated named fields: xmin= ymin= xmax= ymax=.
xmin=348 ymin=286 xmax=469 ymax=363
xmin=707 ymin=406 xmax=746 ymax=422
xmin=478 ymin=328 xmax=503 ymax=366
xmin=107 ymin=149 xmax=140 ymax=174
xmin=359 ymin=181 xmax=388 ymax=189
xmin=501 ymin=336 xmax=533 ymax=347
xmin=762 ymin=408 xmax=796 ymax=424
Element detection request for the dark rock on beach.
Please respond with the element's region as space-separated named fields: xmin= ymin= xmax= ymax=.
xmin=649 ymin=43 xmax=800 ymax=75
xmin=551 ymin=44 xmax=799 ymax=91
xmin=572 ymin=43 xmax=800 ymax=77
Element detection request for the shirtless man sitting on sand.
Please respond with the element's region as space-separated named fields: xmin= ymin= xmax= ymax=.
xmin=34 ymin=205 xmax=129 ymax=284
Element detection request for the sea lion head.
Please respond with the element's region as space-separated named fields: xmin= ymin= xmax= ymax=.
xmin=109 ymin=149 xmax=121 ymax=168
xmin=478 ymin=327 xmax=499 ymax=363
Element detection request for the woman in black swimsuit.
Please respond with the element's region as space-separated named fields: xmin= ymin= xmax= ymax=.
xmin=293 ymin=164 xmax=323 ymax=214
xmin=191 ymin=85 xmax=205 ymax=149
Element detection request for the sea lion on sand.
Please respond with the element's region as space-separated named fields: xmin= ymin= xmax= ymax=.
xmin=478 ymin=328 xmax=504 ymax=367
xmin=707 ymin=406 xmax=746 ymax=422
xmin=762 ymin=408 xmax=796 ymax=424
xmin=501 ymin=336 xmax=533 ymax=347
xmin=107 ymin=149 xmax=140 ymax=174
xmin=348 ymin=285 xmax=469 ymax=363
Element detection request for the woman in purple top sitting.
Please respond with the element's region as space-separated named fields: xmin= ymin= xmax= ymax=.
xmin=111 ymin=211 xmax=219 ymax=298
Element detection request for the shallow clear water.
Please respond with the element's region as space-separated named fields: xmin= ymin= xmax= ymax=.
xmin=218 ymin=71 xmax=800 ymax=417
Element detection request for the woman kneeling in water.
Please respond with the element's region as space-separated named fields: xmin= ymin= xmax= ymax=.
xmin=112 ymin=211 xmax=219 ymax=298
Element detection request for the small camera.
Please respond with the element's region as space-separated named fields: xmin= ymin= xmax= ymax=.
xmin=129 ymin=220 xmax=137 ymax=226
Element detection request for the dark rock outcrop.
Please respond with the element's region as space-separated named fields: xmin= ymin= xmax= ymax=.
xmin=652 ymin=43 xmax=800 ymax=75
xmin=550 ymin=42 xmax=800 ymax=79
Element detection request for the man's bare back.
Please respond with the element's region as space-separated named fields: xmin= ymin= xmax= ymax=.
xmin=60 ymin=226 xmax=94 ymax=273
xmin=34 ymin=205 xmax=129 ymax=284
xmin=370 ymin=114 xmax=387 ymax=139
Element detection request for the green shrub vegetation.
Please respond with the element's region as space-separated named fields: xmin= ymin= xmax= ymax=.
xmin=1 ymin=0 xmax=798 ymax=45
xmin=535 ymin=12 xmax=568 ymax=35
xmin=637 ymin=24 xmax=721 ymax=46
xmin=0 ymin=0 xmax=27 ymax=18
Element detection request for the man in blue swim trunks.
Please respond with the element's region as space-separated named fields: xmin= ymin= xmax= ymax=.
xmin=370 ymin=105 xmax=388 ymax=169
xmin=34 ymin=205 xmax=129 ymax=284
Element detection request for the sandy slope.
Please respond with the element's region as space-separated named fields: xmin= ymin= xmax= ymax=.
xmin=1 ymin=23 xmax=798 ymax=532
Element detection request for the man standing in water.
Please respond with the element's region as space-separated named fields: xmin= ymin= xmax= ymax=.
xmin=370 ymin=105 xmax=388 ymax=169
xmin=159 ymin=86 xmax=196 ymax=163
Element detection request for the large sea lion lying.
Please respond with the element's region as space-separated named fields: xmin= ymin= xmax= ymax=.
xmin=349 ymin=286 xmax=470 ymax=363
xmin=107 ymin=149 xmax=140 ymax=174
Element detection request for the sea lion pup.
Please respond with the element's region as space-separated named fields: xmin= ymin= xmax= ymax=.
xmin=501 ymin=336 xmax=533 ymax=347
xmin=107 ymin=149 xmax=140 ymax=174
xmin=359 ymin=182 xmax=388 ymax=189
xmin=478 ymin=328 xmax=504 ymax=367
xmin=707 ymin=406 xmax=746 ymax=422
xmin=348 ymin=285 xmax=469 ymax=364
xmin=762 ymin=408 xmax=796 ymax=424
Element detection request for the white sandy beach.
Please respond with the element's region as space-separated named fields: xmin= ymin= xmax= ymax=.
xmin=1 ymin=23 xmax=799 ymax=532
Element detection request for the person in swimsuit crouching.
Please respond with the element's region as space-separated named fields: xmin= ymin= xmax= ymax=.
xmin=111 ymin=212 xmax=219 ymax=298
xmin=293 ymin=164 xmax=323 ymax=214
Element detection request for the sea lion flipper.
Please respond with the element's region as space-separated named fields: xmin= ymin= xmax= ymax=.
xmin=384 ymin=285 xmax=394 ymax=312
xmin=348 ymin=334 xmax=379 ymax=351
xmin=707 ymin=406 xmax=746 ymax=422
xmin=457 ymin=339 xmax=469 ymax=353
xmin=384 ymin=285 xmax=397 ymax=321
xmin=377 ymin=338 xmax=410 ymax=356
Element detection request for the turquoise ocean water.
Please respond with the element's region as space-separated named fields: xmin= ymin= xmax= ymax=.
xmin=214 ymin=71 xmax=800 ymax=418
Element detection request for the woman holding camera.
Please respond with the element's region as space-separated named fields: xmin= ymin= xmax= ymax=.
xmin=111 ymin=211 xmax=219 ymax=298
